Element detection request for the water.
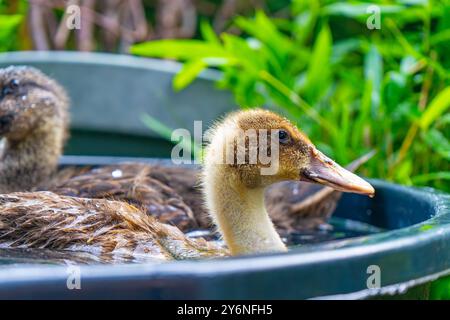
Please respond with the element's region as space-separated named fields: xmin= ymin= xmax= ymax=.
xmin=0 ymin=217 xmax=384 ymax=265
xmin=186 ymin=217 xmax=384 ymax=247
xmin=285 ymin=217 xmax=384 ymax=246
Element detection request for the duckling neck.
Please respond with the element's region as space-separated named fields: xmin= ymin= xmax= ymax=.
xmin=0 ymin=123 xmax=64 ymax=193
xmin=203 ymin=165 xmax=286 ymax=255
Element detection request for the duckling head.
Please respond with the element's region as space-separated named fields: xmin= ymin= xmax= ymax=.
xmin=205 ymin=108 xmax=374 ymax=196
xmin=0 ymin=66 xmax=69 ymax=192
xmin=0 ymin=66 xmax=69 ymax=142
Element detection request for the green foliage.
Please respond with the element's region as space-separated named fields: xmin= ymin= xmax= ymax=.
xmin=131 ymin=0 xmax=450 ymax=192
xmin=419 ymin=87 xmax=450 ymax=130
xmin=430 ymin=275 xmax=450 ymax=300
xmin=0 ymin=14 xmax=22 ymax=51
xmin=0 ymin=0 xmax=27 ymax=52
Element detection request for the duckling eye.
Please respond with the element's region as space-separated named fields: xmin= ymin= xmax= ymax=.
xmin=1 ymin=79 xmax=19 ymax=97
xmin=278 ymin=130 xmax=290 ymax=144
xmin=9 ymin=79 xmax=19 ymax=89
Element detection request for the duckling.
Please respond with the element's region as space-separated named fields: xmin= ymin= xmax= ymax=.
xmin=0 ymin=66 xmax=196 ymax=230
xmin=48 ymin=163 xmax=199 ymax=230
xmin=0 ymin=66 xmax=69 ymax=193
xmin=0 ymin=191 xmax=224 ymax=263
xmin=0 ymin=109 xmax=373 ymax=261
xmin=202 ymin=109 xmax=374 ymax=255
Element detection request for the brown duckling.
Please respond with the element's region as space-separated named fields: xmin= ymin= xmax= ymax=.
xmin=0 ymin=66 xmax=196 ymax=230
xmin=0 ymin=66 xmax=69 ymax=193
xmin=48 ymin=163 xmax=199 ymax=230
xmin=0 ymin=108 xmax=374 ymax=260
xmin=0 ymin=191 xmax=223 ymax=263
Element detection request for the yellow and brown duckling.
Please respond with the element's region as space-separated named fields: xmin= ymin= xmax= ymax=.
xmin=201 ymin=109 xmax=373 ymax=255
xmin=0 ymin=66 xmax=374 ymax=261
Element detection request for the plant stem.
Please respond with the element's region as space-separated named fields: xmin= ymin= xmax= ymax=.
xmin=390 ymin=123 xmax=418 ymax=176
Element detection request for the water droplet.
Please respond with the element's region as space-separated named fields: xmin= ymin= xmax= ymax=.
xmin=111 ymin=169 xmax=122 ymax=178
xmin=185 ymin=230 xmax=212 ymax=238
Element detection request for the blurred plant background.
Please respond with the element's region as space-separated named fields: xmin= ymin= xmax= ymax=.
xmin=0 ymin=0 xmax=448 ymax=192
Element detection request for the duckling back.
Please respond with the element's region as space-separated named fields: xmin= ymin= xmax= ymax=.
xmin=0 ymin=192 xmax=226 ymax=263
xmin=44 ymin=163 xmax=206 ymax=231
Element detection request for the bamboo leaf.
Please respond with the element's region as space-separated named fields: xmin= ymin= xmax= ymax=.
xmin=412 ymin=172 xmax=450 ymax=184
xmin=0 ymin=14 xmax=22 ymax=50
xmin=323 ymin=3 xmax=404 ymax=17
xmin=423 ymin=129 xmax=450 ymax=160
xmin=365 ymin=45 xmax=383 ymax=112
xmin=130 ymin=40 xmax=228 ymax=60
xmin=301 ymin=24 xmax=332 ymax=102
xmin=173 ymin=59 xmax=207 ymax=91
xmin=200 ymin=20 xmax=220 ymax=45
xmin=141 ymin=114 xmax=173 ymax=140
xmin=419 ymin=87 xmax=450 ymax=130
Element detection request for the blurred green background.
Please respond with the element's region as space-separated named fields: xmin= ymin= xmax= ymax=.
xmin=0 ymin=0 xmax=449 ymax=192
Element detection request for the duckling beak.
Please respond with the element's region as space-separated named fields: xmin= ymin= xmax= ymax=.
xmin=301 ymin=148 xmax=375 ymax=197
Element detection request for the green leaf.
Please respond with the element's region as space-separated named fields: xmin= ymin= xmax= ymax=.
xmin=301 ymin=24 xmax=332 ymax=102
xmin=323 ymin=3 xmax=404 ymax=18
xmin=292 ymin=0 xmax=320 ymax=45
xmin=331 ymin=39 xmax=361 ymax=64
xmin=141 ymin=114 xmax=173 ymax=140
xmin=430 ymin=276 xmax=450 ymax=300
xmin=173 ymin=59 xmax=207 ymax=91
xmin=200 ymin=20 xmax=220 ymax=45
xmin=0 ymin=14 xmax=22 ymax=50
xmin=221 ymin=34 xmax=262 ymax=72
xmin=383 ymin=71 xmax=407 ymax=113
xmin=234 ymin=11 xmax=292 ymax=62
xmin=419 ymin=87 xmax=450 ymax=130
xmin=430 ymin=29 xmax=450 ymax=45
xmin=423 ymin=129 xmax=450 ymax=160
xmin=130 ymin=40 xmax=228 ymax=60
xmin=435 ymin=113 xmax=450 ymax=127
xmin=364 ymin=45 xmax=383 ymax=112
xmin=351 ymin=76 xmax=373 ymax=149
xmin=0 ymin=14 xmax=22 ymax=38
xmin=412 ymin=172 xmax=450 ymax=184
xmin=394 ymin=159 xmax=413 ymax=185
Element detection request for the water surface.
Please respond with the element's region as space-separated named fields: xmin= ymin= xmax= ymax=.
xmin=0 ymin=217 xmax=384 ymax=266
